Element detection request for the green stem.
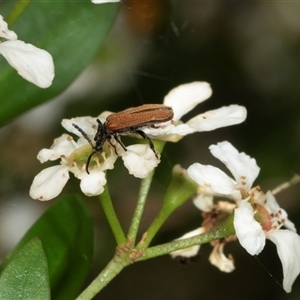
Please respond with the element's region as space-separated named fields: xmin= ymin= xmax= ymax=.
xmin=137 ymin=209 xmax=169 ymax=249
xmin=138 ymin=214 xmax=235 ymax=261
xmin=137 ymin=165 xmax=197 ymax=249
xmin=127 ymin=169 xmax=155 ymax=243
xmin=78 ymin=186 xmax=235 ymax=300
xmin=76 ymin=254 xmax=130 ymax=300
xmin=127 ymin=140 xmax=165 ymax=243
xmin=99 ymin=184 xmax=127 ymax=246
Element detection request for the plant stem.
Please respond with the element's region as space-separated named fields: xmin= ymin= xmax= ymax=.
xmin=99 ymin=184 xmax=127 ymax=246
xmin=127 ymin=140 xmax=165 ymax=244
xmin=76 ymin=254 xmax=130 ymax=300
xmin=138 ymin=214 xmax=235 ymax=260
xmin=137 ymin=208 xmax=168 ymax=249
xmin=137 ymin=165 xmax=197 ymax=249
xmin=127 ymin=169 xmax=155 ymax=243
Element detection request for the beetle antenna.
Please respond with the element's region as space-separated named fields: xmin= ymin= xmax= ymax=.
xmin=72 ymin=123 xmax=95 ymax=149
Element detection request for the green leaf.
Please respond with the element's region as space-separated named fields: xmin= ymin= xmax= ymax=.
xmin=0 ymin=0 xmax=119 ymax=125
xmin=0 ymin=238 xmax=50 ymax=300
xmin=0 ymin=195 xmax=94 ymax=300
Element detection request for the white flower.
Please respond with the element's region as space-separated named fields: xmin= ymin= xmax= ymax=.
xmin=30 ymin=115 xmax=160 ymax=201
xmin=187 ymin=141 xmax=260 ymax=201
xmin=142 ymin=82 xmax=247 ymax=142
xmin=0 ymin=15 xmax=54 ymax=88
xmin=30 ymin=130 xmax=116 ymax=201
xmin=187 ymin=141 xmax=300 ymax=292
xmin=234 ymin=191 xmax=300 ymax=293
xmin=30 ymin=80 xmax=246 ymax=201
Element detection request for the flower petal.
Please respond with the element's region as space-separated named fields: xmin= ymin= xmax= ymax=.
xmin=37 ymin=134 xmax=76 ymax=163
xmin=187 ymin=163 xmax=237 ymax=195
xmin=143 ymin=123 xmax=194 ymax=142
xmin=266 ymin=230 xmax=300 ymax=293
xmin=170 ymin=228 xmax=205 ymax=258
xmin=77 ymin=169 xmax=107 ymax=196
xmin=163 ymin=82 xmax=212 ymax=121
xmin=0 ymin=15 xmax=17 ymax=40
xmin=122 ymin=144 xmax=160 ymax=178
xmin=187 ymin=105 xmax=247 ymax=132
xmin=0 ymin=40 xmax=54 ymax=88
xmin=29 ymin=165 xmax=69 ymax=201
xmin=99 ymin=149 xmax=119 ymax=171
xmin=209 ymin=141 xmax=260 ymax=190
xmin=193 ymin=194 xmax=214 ymax=212
xmin=62 ymin=116 xmax=98 ymax=137
xmin=234 ymin=201 xmax=265 ymax=255
xmin=209 ymin=243 xmax=235 ymax=273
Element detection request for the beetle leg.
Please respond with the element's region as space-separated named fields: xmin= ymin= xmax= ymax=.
xmin=107 ymin=139 xmax=119 ymax=156
xmin=111 ymin=133 xmax=127 ymax=153
xmin=135 ymin=130 xmax=159 ymax=159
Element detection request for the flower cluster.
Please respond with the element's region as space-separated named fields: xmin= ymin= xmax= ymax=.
xmin=27 ymin=0 xmax=300 ymax=294
xmin=0 ymin=15 xmax=54 ymax=88
xmin=173 ymin=141 xmax=300 ymax=293
xmin=30 ymin=82 xmax=246 ymax=201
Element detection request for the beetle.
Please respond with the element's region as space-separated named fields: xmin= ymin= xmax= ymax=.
xmin=73 ymin=104 xmax=174 ymax=174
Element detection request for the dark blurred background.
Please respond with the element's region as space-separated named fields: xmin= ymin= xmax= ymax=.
xmin=1 ymin=1 xmax=300 ymax=299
